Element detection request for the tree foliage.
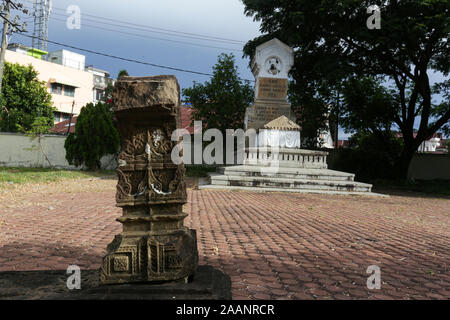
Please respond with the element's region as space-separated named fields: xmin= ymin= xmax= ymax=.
xmin=340 ymin=77 xmax=398 ymax=134
xmin=182 ymin=53 xmax=254 ymax=133
xmin=117 ymin=69 xmax=129 ymax=78
xmin=0 ymin=62 xmax=54 ymax=132
xmin=242 ymin=0 xmax=450 ymax=178
xmin=64 ymin=102 xmax=120 ymax=170
xmin=331 ymin=131 xmax=404 ymax=181
xmin=288 ymin=81 xmax=329 ymax=148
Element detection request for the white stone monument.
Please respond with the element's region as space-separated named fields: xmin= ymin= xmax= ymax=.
xmin=245 ymin=38 xmax=295 ymax=131
xmin=201 ymin=39 xmax=375 ymax=196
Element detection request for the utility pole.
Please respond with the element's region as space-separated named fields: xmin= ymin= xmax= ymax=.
xmin=0 ymin=1 xmax=27 ymax=97
xmin=334 ymin=87 xmax=340 ymax=150
xmin=0 ymin=1 xmax=10 ymax=97
xmin=67 ymin=100 xmax=75 ymax=135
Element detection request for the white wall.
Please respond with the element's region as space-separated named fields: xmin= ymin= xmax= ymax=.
xmin=0 ymin=133 xmax=116 ymax=170
xmin=408 ymin=154 xmax=450 ymax=180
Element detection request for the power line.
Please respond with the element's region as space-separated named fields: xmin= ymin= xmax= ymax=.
xmin=46 ymin=15 xmax=243 ymax=52
xmin=20 ymin=0 xmax=247 ymax=45
xmin=19 ymin=3 xmax=244 ymax=52
xmin=46 ymin=10 xmax=244 ymax=46
xmin=16 ymin=33 xmax=254 ymax=82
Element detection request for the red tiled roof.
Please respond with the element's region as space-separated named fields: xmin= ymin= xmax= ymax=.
xmin=180 ymin=106 xmax=195 ymax=134
xmin=50 ymin=116 xmax=77 ymax=134
xmin=51 ymin=107 xmax=194 ymax=135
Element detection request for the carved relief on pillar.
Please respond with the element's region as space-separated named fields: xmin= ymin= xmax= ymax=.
xmin=148 ymin=124 xmax=174 ymax=161
xmin=118 ymin=126 xmax=149 ymax=163
xmin=147 ymin=229 xmax=198 ymax=281
xmin=116 ymin=169 xmax=147 ymax=203
xmin=100 ymin=236 xmax=146 ymax=284
xmin=148 ymin=166 xmax=186 ymax=203
xmin=115 ymin=123 xmax=183 ymax=205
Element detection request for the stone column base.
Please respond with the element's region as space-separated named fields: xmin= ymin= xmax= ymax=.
xmin=100 ymin=228 xmax=198 ymax=284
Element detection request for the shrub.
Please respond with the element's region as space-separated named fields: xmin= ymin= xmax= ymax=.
xmin=64 ymin=102 xmax=120 ymax=170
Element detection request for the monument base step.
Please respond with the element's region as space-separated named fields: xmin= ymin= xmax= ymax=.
xmin=0 ymin=265 xmax=231 ymax=300
xmin=208 ymin=173 xmax=372 ymax=193
xmin=202 ymin=164 xmax=379 ymax=195
xmin=217 ymin=166 xmax=355 ymax=181
xmin=199 ymin=185 xmax=387 ymax=197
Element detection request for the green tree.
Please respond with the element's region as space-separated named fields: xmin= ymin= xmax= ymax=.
xmin=0 ymin=62 xmax=54 ymax=132
xmin=340 ymin=77 xmax=398 ymax=134
xmin=64 ymin=102 xmax=120 ymax=170
xmin=242 ymin=0 xmax=450 ymax=178
xmin=117 ymin=69 xmax=129 ymax=78
xmin=182 ymin=53 xmax=254 ymax=133
xmin=288 ymin=81 xmax=329 ymax=148
xmin=332 ymin=131 xmax=404 ymax=181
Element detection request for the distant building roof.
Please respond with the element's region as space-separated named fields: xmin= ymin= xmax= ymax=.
xmin=50 ymin=116 xmax=77 ymax=134
xmin=180 ymin=105 xmax=195 ymax=134
xmin=7 ymin=43 xmax=48 ymax=58
xmin=337 ymin=140 xmax=350 ymax=148
xmin=7 ymin=43 xmax=30 ymax=51
xmin=85 ymin=65 xmax=111 ymax=77
xmin=51 ymin=107 xmax=194 ymax=135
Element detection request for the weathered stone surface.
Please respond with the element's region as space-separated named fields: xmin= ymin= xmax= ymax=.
xmin=113 ymin=75 xmax=180 ymax=112
xmin=0 ymin=266 xmax=231 ymax=300
xmin=246 ymin=100 xmax=292 ymax=130
xmin=256 ymin=77 xmax=288 ymax=100
xmin=264 ymin=115 xmax=300 ymax=131
xmin=101 ymin=75 xmax=198 ymax=284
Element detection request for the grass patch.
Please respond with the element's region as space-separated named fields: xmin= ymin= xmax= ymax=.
xmin=185 ymin=165 xmax=217 ymax=177
xmin=0 ymin=167 xmax=115 ymax=185
xmin=373 ymin=179 xmax=450 ymax=197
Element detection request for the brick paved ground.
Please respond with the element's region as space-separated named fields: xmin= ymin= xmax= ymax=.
xmin=0 ymin=178 xmax=449 ymax=300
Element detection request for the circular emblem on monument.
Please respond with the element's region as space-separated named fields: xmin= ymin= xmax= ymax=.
xmin=265 ymin=56 xmax=282 ymax=75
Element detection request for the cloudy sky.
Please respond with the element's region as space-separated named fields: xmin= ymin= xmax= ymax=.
xmin=13 ymin=0 xmax=260 ymax=90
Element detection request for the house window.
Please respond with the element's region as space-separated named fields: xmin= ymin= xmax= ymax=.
xmin=95 ymin=89 xmax=105 ymax=102
xmin=51 ymin=83 xmax=63 ymax=95
xmin=61 ymin=112 xmax=71 ymax=122
xmin=54 ymin=112 xmax=61 ymax=123
xmin=64 ymin=85 xmax=75 ymax=97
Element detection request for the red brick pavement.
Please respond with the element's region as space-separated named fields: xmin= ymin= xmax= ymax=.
xmin=0 ymin=186 xmax=449 ymax=300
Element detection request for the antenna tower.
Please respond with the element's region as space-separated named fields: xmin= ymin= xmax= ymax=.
xmin=32 ymin=0 xmax=52 ymax=51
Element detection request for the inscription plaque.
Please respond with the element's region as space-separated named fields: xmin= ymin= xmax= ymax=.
xmin=257 ymin=77 xmax=288 ymax=100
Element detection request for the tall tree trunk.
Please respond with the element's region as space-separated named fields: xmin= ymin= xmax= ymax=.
xmin=397 ymin=144 xmax=416 ymax=180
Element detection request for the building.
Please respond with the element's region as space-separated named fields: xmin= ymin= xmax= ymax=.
xmin=417 ymin=132 xmax=447 ymax=153
xmin=47 ymin=49 xmax=86 ymax=71
xmin=4 ymin=44 xmax=113 ymax=125
xmin=49 ymin=116 xmax=77 ymax=134
xmin=85 ymin=66 xmax=115 ymax=104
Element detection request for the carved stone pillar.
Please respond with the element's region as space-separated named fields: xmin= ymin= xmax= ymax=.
xmin=100 ymin=75 xmax=198 ymax=284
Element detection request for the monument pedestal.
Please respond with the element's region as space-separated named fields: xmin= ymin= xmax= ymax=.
xmin=245 ymin=99 xmax=293 ymax=130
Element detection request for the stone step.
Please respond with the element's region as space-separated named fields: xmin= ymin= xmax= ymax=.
xmin=198 ymin=184 xmax=386 ymax=197
xmin=216 ymin=166 xmax=355 ymax=181
xmin=208 ymin=173 xmax=372 ymax=193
